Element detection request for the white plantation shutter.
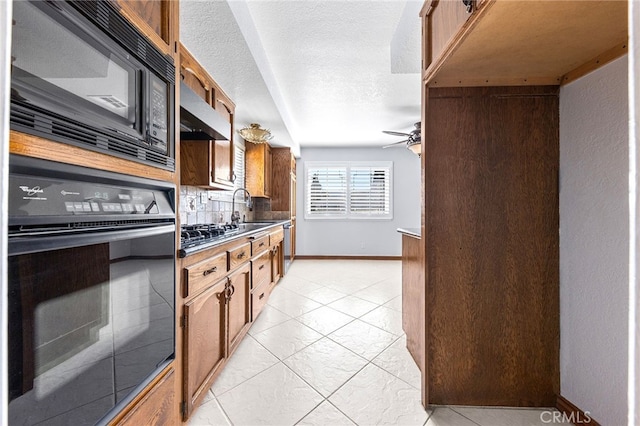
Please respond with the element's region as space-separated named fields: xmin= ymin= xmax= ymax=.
xmin=305 ymin=161 xmax=392 ymax=219
xmin=306 ymin=165 xmax=348 ymax=216
xmin=234 ymin=145 xmax=245 ymax=189
xmin=349 ymin=165 xmax=391 ymax=217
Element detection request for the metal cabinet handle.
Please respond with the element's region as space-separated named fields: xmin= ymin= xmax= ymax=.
xmin=258 ymin=292 xmax=265 ymax=300
xmin=237 ymin=252 xmax=246 ymax=259
xmin=462 ymin=0 xmax=473 ymax=13
xmin=259 ymin=242 xmax=265 ymax=247
xmin=203 ymin=266 xmax=217 ymax=276
xmin=223 ymin=281 xmax=235 ymax=300
xmin=259 ymin=265 xmax=264 ymax=271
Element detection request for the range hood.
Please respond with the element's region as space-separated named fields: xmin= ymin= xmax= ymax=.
xmin=180 ymin=81 xmax=231 ymax=141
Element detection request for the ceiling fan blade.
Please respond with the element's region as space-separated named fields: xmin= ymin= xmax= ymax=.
xmin=382 ymin=140 xmax=409 ymax=148
xmin=382 ymin=130 xmax=411 ymax=137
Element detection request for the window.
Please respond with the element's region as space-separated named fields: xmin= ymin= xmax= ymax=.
xmin=234 ymin=144 xmax=245 ymax=189
xmin=305 ymin=161 xmax=392 ymax=219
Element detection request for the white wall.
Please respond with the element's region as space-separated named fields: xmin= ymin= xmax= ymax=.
xmin=560 ymin=55 xmax=628 ymax=425
xmin=631 ymin=2 xmax=640 ymax=422
xmin=296 ymin=147 xmax=420 ymax=256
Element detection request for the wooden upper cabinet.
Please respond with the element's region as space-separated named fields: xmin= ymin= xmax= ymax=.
xmin=245 ymin=142 xmax=272 ymax=198
xmin=270 ymin=148 xmax=296 ymax=214
xmin=421 ymin=0 xmax=473 ymax=76
xmin=180 ymin=47 xmax=214 ymax=103
xmin=422 ymin=0 xmax=627 ymax=87
xmin=179 ymin=44 xmax=237 ymax=189
xmin=116 ymin=0 xmax=178 ymax=58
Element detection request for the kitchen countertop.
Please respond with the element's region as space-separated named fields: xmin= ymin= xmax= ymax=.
xmin=179 ymin=219 xmax=291 ymax=258
xmin=397 ymin=227 xmax=421 ymax=239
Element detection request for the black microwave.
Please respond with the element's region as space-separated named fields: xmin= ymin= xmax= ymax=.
xmin=10 ymin=0 xmax=175 ymax=171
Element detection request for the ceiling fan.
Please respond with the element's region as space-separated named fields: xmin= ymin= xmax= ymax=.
xmin=382 ymin=121 xmax=421 ymax=157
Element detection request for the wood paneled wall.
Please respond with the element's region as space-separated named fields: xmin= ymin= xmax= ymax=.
xmin=425 ymin=86 xmax=559 ymax=406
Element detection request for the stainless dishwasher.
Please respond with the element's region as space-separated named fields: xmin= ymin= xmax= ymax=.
xmin=283 ymin=221 xmax=293 ymax=273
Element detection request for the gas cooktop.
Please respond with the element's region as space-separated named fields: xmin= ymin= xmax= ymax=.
xmin=180 ymin=223 xmax=240 ymax=250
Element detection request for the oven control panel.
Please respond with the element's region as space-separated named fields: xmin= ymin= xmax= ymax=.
xmin=9 ymin=174 xmax=173 ymax=220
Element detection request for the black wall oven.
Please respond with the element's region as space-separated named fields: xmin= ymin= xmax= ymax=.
xmin=7 ymin=156 xmax=176 ymax=425
xmin=10 ymin=0 xmax=175 ymax=170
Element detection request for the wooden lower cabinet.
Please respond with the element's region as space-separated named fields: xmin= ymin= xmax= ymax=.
xmin=183 ymin=279 xmax=227 ymax=418
xmin=180 ymin=225 xmax=285 ymax=421
xmin=227 ymin=264 xmax=251 ymax=355
xmin=401 ymin=233 xmax=423 ymax=370
xmin=271 ymin=244 xmax=282 ymax=285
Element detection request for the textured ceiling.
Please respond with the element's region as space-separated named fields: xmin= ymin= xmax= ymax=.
xmin=180 ymin=0 xmax=422 ymax=156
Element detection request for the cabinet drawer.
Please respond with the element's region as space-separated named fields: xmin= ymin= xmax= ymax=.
xmin=251 ymin=280 xmax=270 ymax=321
xmin=269 ymin=228 xmax=284 ymax=246
xmin=251 ymin=234 xmax=270 ymax=255
xmin=228 ymin=243 xmax=251 ymax=270
xmin=251 ymin=251 xmax=271 ymax=289
xmin=184 ymin=252 xmax=228 ymax=297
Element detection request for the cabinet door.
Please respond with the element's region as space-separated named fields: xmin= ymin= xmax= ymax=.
xmin=212 ymin=139 xmax=234 ymax=187
xmin=183 ymin=279 xmax=227 ymax=418
xmin=211 ymin=85 xmax=234 ymax=187
xmin=116 ymin=0 xmax=177 ymax=57
xmin=271 ymin=244 xmax=282 ymax=285
xmin=246 ymin=142 xmax=272 ymax=197
xmin=264 ymin=144 xmax=272 ymax=197
xmin=227 ymin=264 xmax=251 ymax=355
xmin=180 ymin=140 xmax=214 ymax=187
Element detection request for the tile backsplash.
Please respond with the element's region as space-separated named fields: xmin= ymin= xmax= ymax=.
xmin=179 ymin=186 xmax=255 ymax=226
xmin=179 ymin=186 xmax=291 ymax=226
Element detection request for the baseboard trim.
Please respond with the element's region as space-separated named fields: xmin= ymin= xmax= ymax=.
xmin=556 ymin=395 xmax=600 ymax=426
xmin=294 ymin=255 xmax=402 ymax=261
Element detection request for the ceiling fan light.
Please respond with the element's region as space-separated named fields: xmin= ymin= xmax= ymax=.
xmin=238 ymin=123 xmax=273 ymax=144
xmin=407 ymin=140 xmax=421 ymax=157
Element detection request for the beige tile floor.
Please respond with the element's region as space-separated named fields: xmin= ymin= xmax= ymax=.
xmin=188 ymin=260 xmax=558 ymax=426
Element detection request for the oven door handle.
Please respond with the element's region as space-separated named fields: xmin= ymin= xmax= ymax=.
xmin=8 ymin=224 xmax=176 ymax=256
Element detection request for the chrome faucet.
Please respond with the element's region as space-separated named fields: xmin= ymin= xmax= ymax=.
xmin=231 ymin=188 xmax=252 ymax=225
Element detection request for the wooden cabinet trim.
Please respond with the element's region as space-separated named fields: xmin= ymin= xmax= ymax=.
xmin=10 ymin=132 xmax=175 ymax=183
xmin=114 ymin=367 xmax=177 ymax=426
